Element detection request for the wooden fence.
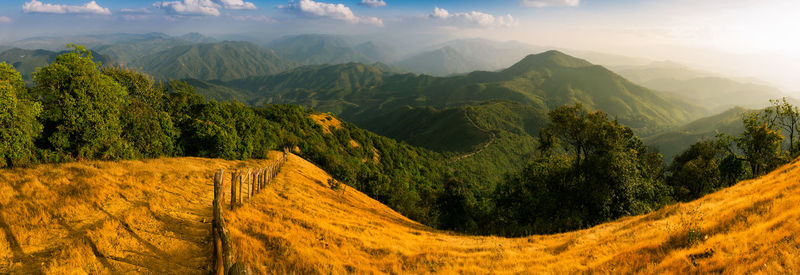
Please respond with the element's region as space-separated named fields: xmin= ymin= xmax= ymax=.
xmin=211 ymin=149 xmax=289 ymax=274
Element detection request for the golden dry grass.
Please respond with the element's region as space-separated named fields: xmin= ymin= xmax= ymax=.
xmin=2 ymin=152 xmax=799 ymax=274
xmin=0 ymin=154 xmax=280 ymax=274
xmin=228 ymin=154 xmax=800 ymax=274
xmin=309 ymin=113 xmax=342 ymax=134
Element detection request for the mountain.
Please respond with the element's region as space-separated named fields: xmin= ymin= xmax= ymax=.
xmin=0 ymin=48 xmax=113 ymax=82
xmin=225 ymin=50 xmax=706 ymax=137
xmin=266 ymin=34 xmax=393 ymax=65
xmin=92 ymin=32 xmax=215 ymax=65
xmin=204 ymin=51 xmax=707 ymax=183
xmin=394 ymin=46 xmax=487 ymax=76
xmin=132 ymin=41 xmax=295 ymax=81
xmin=8 ymin=32 xmax=177 ymax=51
xmin=612 ymin=62 xmax=786 ymax=113
xmin=645 ymin=107 xmax=748 ymax=162
xmin=643 ymin=77 xmax=785 ymax=112
xmin=435 ymin=39 xmax=545 ymax=70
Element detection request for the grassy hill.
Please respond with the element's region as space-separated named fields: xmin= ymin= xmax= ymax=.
xmin=0 ymin=154 xmax=283 ymax=274
xmin=6 ymin=148 xmax=796 ymax=273
xmin=132 ymin=41 xmax=294 ymax=81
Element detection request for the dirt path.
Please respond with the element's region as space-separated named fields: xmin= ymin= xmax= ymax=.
xmin=0 ymin=155 xmax=278 ymax=274
xmin=452 ymin=107 xmax=496 ymax=162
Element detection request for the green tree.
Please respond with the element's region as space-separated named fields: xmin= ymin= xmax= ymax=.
xmin=33 ymin=45 xmax=131 ymax=160
xmin=0 ymin=63 xmax=42 ymax=167
xmin=766 ymin=97 xmax=800 ymax=157
xmin=719 ymin=111 xmax=785 ymax=177
xmin=102 ymin=67 xmax=178 ymax=158
xmin=667 ymin=139 xmax=724 ymax=201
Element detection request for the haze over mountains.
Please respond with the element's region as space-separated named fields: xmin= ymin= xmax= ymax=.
xmin=0 ymin=32 xmax=794 ymax=166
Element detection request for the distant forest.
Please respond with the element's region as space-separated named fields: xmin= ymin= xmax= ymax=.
xmin=2 ymin=46 xmax=798 ymax=236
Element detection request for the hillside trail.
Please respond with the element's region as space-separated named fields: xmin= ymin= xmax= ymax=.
xmin=0 ymin=154 xmax=281 ymax=274
xmin=452 ymin=107 xmax=496 ymax=162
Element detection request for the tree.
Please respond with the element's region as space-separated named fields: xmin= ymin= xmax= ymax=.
xmin=437 ymin=176 xmax=477 ymax=231
xmin=0 ymin=63 xmax=42 ymax=167
xmin=102 ymin=67 xmax=178 ymax=158
xmin=766 ymin=97 xmax=800 ymax=157
xmin=33 ymin=45 xmax=132 ymax=160
xmin=719 ymin=111 xmax=784 ymax=177
xmin=667 ymin=139 xmax=724 ymax=201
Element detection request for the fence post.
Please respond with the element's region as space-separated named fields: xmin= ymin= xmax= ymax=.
xmin=230 ymin=171 xmax=237 ymax=210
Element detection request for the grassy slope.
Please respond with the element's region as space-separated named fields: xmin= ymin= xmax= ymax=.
xmin=3 ymin=152 xmax=798 ymax=273
xmin=230 ymin=153 xmax=800 ymax=274
xmin=0 ymin=153 xmax=283 ymax=274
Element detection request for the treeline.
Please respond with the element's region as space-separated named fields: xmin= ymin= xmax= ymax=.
xmin=440 ymin=101 xmax=799 ymax=236
xmin=0 ymin=46 xmax=448 ymax=225
xmin=2 ymin=46 xmax=795 ymax=236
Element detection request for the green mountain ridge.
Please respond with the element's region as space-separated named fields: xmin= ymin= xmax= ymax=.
xmin=132 ymin=41 xmax=295 ymax=81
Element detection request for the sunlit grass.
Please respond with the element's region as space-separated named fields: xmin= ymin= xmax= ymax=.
xmin=1 ymin=152 xmax=798 ymax=273
xmin=228 ymin=154 xmax=800 ymax=274
xmin=0 ymin=155 xmax=278 ymax=274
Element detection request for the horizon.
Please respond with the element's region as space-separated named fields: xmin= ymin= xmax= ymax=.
xmin=0 ymin=0 xmax=798 ymax=92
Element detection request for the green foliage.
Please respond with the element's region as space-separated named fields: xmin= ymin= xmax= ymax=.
xmin=102 ymin=67 xmax=178 ymax=158
xmin=734 ymin=112 xmax=784 ymax=176
xmin=666 ymin=139 xmax=725 ymax=201
xmin=33 ymin=45 xmax=132 ymax=160
xmin=492 ymin=104 xmax=670 ymax=235
xmin=0 ymin=62 xmax=42 ymax=167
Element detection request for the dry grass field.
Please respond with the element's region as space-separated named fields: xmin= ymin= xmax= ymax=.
xmin=228 ymin=154 xmax=800 ymax=274
xmin=2 ymin=151 xmax=799 ymax=274
xmin=0 ymin=154 xmax=280 ymax=274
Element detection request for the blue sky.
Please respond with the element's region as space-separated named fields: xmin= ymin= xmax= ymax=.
xmin=0 ymin=0 xmax=799 ymax=90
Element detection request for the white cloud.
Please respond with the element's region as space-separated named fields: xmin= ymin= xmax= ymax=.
xmin=0 ymin=16 xmax=11 ymax=23
xmin=153 ymin=0 xmax=221 ymax=16
xmin=521 ymin=0 xmax=580 ymax=8
xmin=279 ymin=0 xmax=383 ymax=26
xmin=22 ymin=0 xmax=112 ymax=15
xmin=359 ymin=0 xmax=386 ymax=8
xmin=217 ymin=0 xmax=257 ymax=10
xmin=429 ymin=7 xmax=517 ymax=28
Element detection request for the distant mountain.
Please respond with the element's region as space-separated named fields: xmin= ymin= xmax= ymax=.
xmin=435 ymin=39 xmax=545 ymax=70
xmin=611 ymin=62 xmax=786 ymax=113
xmin=266 ymin=34 xmax=393 ymax=65
xmin=132 ymin=41 xmax=295 ymax=81
xmin=394 ymin=39 xmax=545 ymax=76
xmin=643 ymin=77 xmax=785 ymax=112
xmin=394 ymin=46 xmax=486 ymax=76
xmin=93 ymin=33 xmax=216 ymax=65
xmin=0 ymin=48 xmax=113 ymax=82
xmin=220 ymin=50 xmax=706 ymax=142
xmin=645 ymin=107 xmax=749 ymax=162
xmin=8 ymin=32 xmax=177 ymax=51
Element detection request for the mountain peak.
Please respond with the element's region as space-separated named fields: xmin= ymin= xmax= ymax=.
xmin=502 ymin=50 xmax=594 ymax=76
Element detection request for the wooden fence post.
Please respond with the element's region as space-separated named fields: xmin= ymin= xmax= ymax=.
xmin=230 ymin=171 xmax=237 ymax=210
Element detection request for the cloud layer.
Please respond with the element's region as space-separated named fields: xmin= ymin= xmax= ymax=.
xmin=218 ymin=0 xmax=257 ymax=10
xmin=152 ymin=0 xmax=257 ymax=16
xmin=279 ymin=0 xmax=383 ymax=26
xmin=429 ymin=7 xmax=517 ymax=28
xmin=22 ymin=0 xmax=111 ymax=15
xmin=360 ymin=0 xmax=386 ymax=8
xmin=521 ymin=0 xmax=580 ymax=8
xmin=0 ymin=16 xmax=11 ymax=23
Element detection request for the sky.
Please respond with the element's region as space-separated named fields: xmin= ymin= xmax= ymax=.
xmin=0 ymin=0 xmax=798 ymax=91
